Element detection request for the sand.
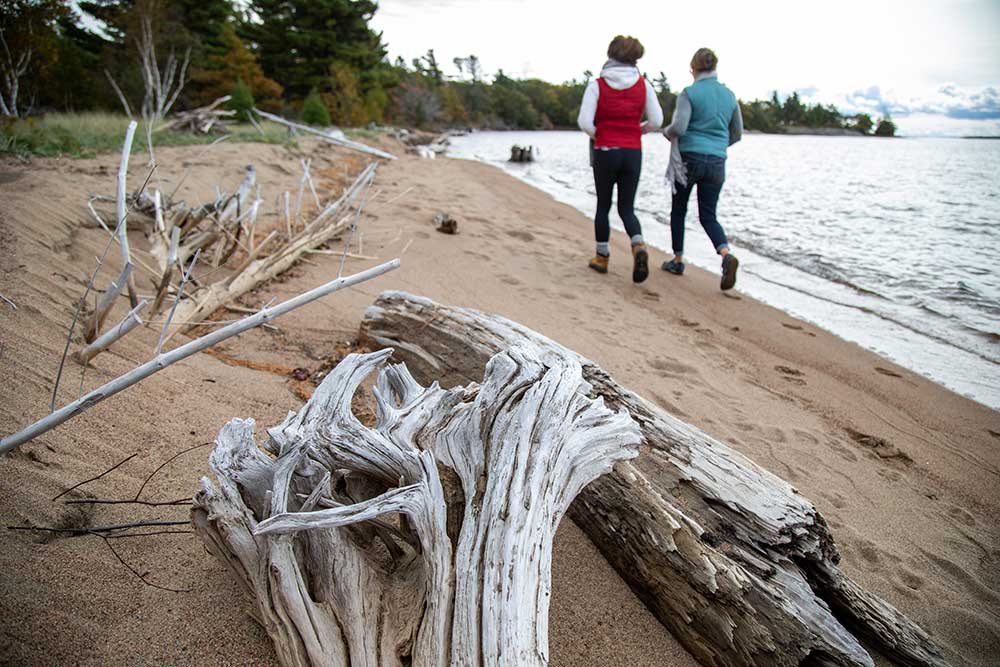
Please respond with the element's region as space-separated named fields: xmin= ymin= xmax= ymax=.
xmin=0 ymin=136 xmax=997 ymax=667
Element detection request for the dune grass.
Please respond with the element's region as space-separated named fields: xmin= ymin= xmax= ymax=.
xmin=0 ymin=112 xmax=296 ymax=159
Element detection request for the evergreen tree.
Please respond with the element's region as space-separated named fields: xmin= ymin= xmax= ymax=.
xmin=227 ymin=78 xmax=255 ymax=120
xmin=301 ymin=88 xmax=331 ymax=126
xmin=852 ymin=113 xmax=874 ymax=135
xmin=192 ymin=23 xmax=282 ymax=108
xmin=242 ymin=0 xmax=387 ymax=102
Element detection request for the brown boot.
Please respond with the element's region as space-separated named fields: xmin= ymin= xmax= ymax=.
xmin=632 ymin=244 xmax=649 ymax=283
xmin=588 ymin=254 xmax=609 ymax=274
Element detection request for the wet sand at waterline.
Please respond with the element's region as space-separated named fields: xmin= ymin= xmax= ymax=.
xmin=0 ymin=136 xmax=997 ymax=666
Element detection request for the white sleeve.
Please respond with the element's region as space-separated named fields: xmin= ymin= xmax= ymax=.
xmin=577 ymin=80 xmax=599 ymax=138
xmin=642 ymin=78 xmax=663 ymax=131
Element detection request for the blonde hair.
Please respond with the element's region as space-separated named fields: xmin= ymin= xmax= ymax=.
xmin=607 ymin=35 xmax=644 ymax=65
xmin=690 ymin=47 xmax=718 ymax=73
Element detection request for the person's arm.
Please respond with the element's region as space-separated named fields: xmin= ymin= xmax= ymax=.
xmin=641 ymin=78 xmax=663 ymax=132
xmin=663 ymin=90 xmax=691 ymax=139
xmin=577 ymin=80 xmax=599 ymax=138
xmin=728 ymin=103 xmax=743 ymax=146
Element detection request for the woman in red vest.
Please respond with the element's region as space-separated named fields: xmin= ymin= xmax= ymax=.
xmin=577 ymin=35 xmax=663 ymax=283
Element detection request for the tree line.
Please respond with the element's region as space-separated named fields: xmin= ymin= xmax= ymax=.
xmin=1 ymin=0 xmax=895 ymax=137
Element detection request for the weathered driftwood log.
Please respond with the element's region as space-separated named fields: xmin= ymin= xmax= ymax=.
xmin=192 ymin=345 xmax=640 ymax=666
xmin=359 ymin=291 xmax=948 ymax=667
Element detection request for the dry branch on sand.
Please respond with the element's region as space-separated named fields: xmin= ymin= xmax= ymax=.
xmin=193 ymin=345 xmax=640 ymax=666
xmin=165 ymin=95 xmax=235 ymax=134
xmin=358 ymin=291 xmax=947 ymax=667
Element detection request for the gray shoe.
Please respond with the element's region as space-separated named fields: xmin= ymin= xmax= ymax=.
xmin=661 ymin=259 xmax=685 ymax=275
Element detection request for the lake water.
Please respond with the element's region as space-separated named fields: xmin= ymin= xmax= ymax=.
xmin=447 ymin=131 xmax=1000 ymax=409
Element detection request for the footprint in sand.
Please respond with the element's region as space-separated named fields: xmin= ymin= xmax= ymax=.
xmin=947 ymin=505 xmax=977 ymax=527
xmin=775 ymin=365 xmax=806 ymax=385
xmin=846 ymin=428 xmax=913 ymax=466
xmin=875 ymin=366 xmax=903 ymax=378
xmin=506 ymin=230 xmax=535 ymax=242
xmin=678 ymin=318 xmax=700 ymax=327
xmin=649 ymin=357 xmax=699 ymax=378
xmin=781 ymin=322 xmax=817 ymax=337
xmin=558 ymin=291 xmax=577 ymax=301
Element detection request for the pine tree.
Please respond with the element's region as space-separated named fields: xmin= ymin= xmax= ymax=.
xmin=191 ymin=23 xmax=282 ymax=108
xmin=301 ymin=88 xmax=331 ymax=126
xmin=242 ymin=0 xmax=387 ymax=102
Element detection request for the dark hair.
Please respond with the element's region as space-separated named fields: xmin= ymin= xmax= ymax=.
xmin=607 ymin=35 xmax=644 ymax=65
xmin=690 ymin=47 xmax=718 ymax=73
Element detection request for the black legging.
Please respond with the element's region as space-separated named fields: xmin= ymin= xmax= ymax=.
xmin=593 ymin=148 xmax=643 ymax=247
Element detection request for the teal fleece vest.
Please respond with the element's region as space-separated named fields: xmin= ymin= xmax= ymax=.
xmin=679 ymin=77 xmax=737 ymax=158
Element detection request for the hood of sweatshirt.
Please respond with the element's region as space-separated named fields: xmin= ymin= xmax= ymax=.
xmin=599 ymin=60 xmax=641 ymax=90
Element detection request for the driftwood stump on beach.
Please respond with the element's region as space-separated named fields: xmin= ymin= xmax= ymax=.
xmin=191 ymin=346 xmax=640 ymax=666
xmin=359 ymin=290 xmax=948 ymax=667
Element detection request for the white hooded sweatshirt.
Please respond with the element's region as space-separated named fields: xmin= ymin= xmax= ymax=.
xmin=577 ymin=60 xmax=664 ymax=140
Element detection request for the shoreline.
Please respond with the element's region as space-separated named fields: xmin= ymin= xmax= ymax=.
xmin=445 ymin=130 xmax=999 ymax=409
xmin=1 ymin=137 xmax=997 ymax=665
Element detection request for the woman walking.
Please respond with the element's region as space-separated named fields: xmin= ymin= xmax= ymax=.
xmin=577 ymin=35 xmax=663 ymax=283
xmin=662 ymin=47 xmax=743 ymax=290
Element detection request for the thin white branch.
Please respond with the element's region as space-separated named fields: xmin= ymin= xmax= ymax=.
xmin=253 ymin=108 xmax=396 ymax=160
xmin=155 ymin=249 xmax=199 ymax=355
xmin=104 ymin=69 xmax=134 ymax=119
xmin=84 ymin=263 xmax=133 ymax=343
xmin=0 ymin=260 xmax=400 ymax=454
xmin=117 ymin=121 xmax=139 ymax=305
xmin=74 ymin=301 xmax=147 ymax=365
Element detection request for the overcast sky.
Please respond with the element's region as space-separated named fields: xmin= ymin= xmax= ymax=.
xmin=372 ymin=0 xmax=1000 ymax=136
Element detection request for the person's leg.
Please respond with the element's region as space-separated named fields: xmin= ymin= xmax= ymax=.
xmin=695 ymin=156 xmax=739 ymax=289
xmin=614 ymin=148 xmax=649 ymax=282
xmin=615 ymin=148 xmax=643 ymax=245
xmin=695 ymin=157 xmax=729 ymax=254
xmin=589 ymin=150 xmax=615 ymax=272
xmin=664 ymin=154 xmax=698 ymax=274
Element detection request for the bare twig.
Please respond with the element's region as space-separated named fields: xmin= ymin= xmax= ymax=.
xmin=52 ymin=452 xmax=138 ymax=501
xmin=133 ymin=441 xmax=211 ymax=502
xmin=0 ymin=293 xmax=15 ymax=310
xmin=117 ymin=121 xmax=139 ymax=306
xmin=92 ymin=531 xmax=191 ymax=593
xmin=155 ymin=249 xmax=199 ymax=355
xmin=337 ymin=167 xmax=376 ymax=278
xmin=8 ymin=520 xmax=188 ymax=534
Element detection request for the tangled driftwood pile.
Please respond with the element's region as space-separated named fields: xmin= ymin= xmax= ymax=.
xmin=165 ymin=95 xmax=236 ymax=134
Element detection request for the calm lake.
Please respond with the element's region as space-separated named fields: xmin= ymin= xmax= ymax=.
xmin=447 ymin=131 xmax=1000 ymax=409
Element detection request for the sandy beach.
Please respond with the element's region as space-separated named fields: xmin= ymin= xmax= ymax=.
xmin=0 ymin=136 xmax=997 ymax=666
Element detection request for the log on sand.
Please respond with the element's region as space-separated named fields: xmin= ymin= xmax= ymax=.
xmin=358 ymin=290 xmax=947 ymax=667
xmin=192 ymin=345 xmax=640 ymax=666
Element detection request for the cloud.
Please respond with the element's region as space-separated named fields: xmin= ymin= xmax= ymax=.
xmin=802 ymin=83 xmax=1000 ymax=121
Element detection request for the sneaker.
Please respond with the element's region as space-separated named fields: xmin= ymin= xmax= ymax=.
xmin=589 ymin=254 xmax=609 ymax=274
xmin=632 ymin=247 xmax=649 ymax=283
xmin=661 ymin=259 xmax=685 ymax=275
xmin=721 ymin=254 xmax=739 ymax=290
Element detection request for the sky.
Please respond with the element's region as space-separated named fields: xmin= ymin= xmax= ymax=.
xmin=371 ymin=0 xmax=1000 ymax=136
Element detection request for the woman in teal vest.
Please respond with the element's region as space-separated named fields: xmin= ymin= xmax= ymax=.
xmin=662 ymin=48 xmax=743 ymax=290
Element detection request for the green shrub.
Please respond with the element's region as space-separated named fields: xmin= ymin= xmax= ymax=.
xmin=301 ymin=89 xmax=331 ymax=127
xmin=228 ymin=79 xmax=256 ymax=122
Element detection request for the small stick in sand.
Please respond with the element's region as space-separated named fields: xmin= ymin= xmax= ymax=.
xmin=84 ymin=263 xmax=133 ymax=342
xmin=0 ymin=293 xmax=15 ymax=310
xmin=52 ymin=452 xmax=138 ymax=501
xmin=73 ymin=300 xmax=147 ymax=365
xmin=155 ymin=250 xmax=200 ymax=355
xmin=116 ymin=121 xmax=139 ymax=307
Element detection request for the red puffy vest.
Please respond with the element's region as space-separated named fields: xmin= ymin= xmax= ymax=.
xmin=594 ymin=77 xmax=646 ymax=149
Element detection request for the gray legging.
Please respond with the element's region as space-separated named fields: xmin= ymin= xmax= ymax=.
xmin=593 ymin=147 xmax=643 ymax=253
